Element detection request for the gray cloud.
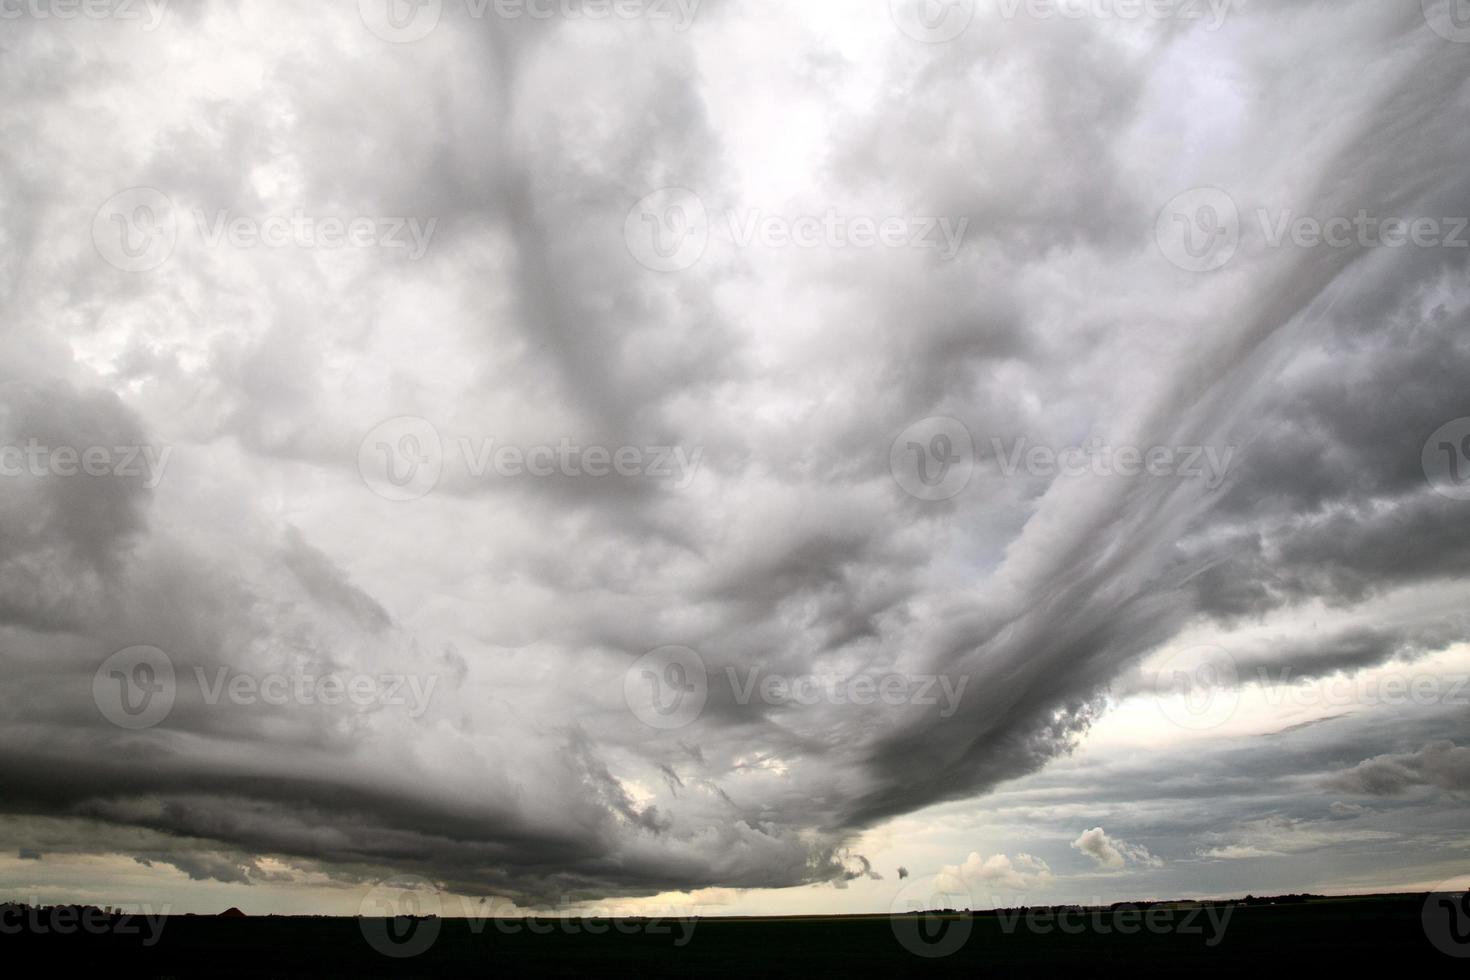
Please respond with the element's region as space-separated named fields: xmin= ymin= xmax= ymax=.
xmin=0 ymin=1 xmax=1468 ymax=909
xmin=1327 ymin=741 xmax=1470 ymax=798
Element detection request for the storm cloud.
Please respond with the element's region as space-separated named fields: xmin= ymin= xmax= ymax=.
xmin=1 ymin=0 xmax=1468 ymax=910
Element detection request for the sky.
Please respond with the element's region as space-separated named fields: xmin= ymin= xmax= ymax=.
xmin=2 ymin=0 xmax=1470 ymax=921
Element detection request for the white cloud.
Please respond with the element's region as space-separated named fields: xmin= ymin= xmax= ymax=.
xmin=1071 ymin=828 xmax=1164 ymax=870
xmin=939 ymin=851 xmax=1054 ymax=894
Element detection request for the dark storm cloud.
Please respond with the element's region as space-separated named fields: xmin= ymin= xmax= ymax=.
xmin=1 ymin=1 xmax=1468 ymax=907
xmin=1327 ymin=741 xmax=1470 ymax=798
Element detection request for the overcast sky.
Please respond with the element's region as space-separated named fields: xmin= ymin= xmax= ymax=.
xmin=2 ymin=0 xmax=1470 ymax=920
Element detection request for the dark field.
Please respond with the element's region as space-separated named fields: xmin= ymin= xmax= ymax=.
xmin=2 ymin=893 xmax=1459 ymax=976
